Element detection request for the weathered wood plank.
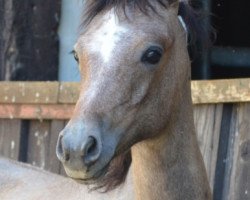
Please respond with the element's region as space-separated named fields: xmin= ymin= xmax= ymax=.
xmin=46 ymin=120 xmax=65 ymax=174
xmin=27 ymin=121 xmax=51 ymax=169
xmin=0 ymin=104 xmax=75 ymax=120
xmin=26 ymin=120 xmax=68 ymax=174
xmin=0 ymin=119 xmax=21 ymax=160
xmin=0 ymin=82 xmax=59 ymax=104
xmin=192 ymin=78 xmax=250 ymax=104
xmin=194 ymin=104 xmax=223 ymax=191
xmin=224 ymin=103 xmax=250 ymax=200
xmin=0 ymin=78 xmax=249 ymax=105
xmin=59 ymin=82 xmax=80 ymax=104
xmin=213 ymin=104 xmax=234 ymax=200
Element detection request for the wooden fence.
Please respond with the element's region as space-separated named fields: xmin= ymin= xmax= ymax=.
xmin=0 ymin=79 xmax=250 ymax=200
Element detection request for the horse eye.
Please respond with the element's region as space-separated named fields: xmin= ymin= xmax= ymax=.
xmin=141 ymin=47 xmax=163 ymax=65
xmin=72 ymin=50 xmax=79 ymax=62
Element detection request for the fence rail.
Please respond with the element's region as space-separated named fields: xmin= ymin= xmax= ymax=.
xmin=0 ymin=79 xmax=250 ymax=120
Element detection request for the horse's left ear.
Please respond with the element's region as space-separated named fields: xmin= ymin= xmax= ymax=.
xmin=169 ymin=0 xmax=180 ymax=15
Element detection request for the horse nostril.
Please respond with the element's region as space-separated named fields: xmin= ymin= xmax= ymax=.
xmin=83 ymin=136 xmax=99 ymax=166
xmin=64 ymin=150 xmax=70 ymax=162
xmin=56 ymin=134 xmax=70 ymax=162
xmin=86 ymin=137 xmax=97 ymax=155
xmin=57 ymin=133 xmax=100 ymax=168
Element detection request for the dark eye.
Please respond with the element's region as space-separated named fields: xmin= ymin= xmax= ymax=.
xmin=72 ymin=50 xmax=79 ymax=62
xmin=141 ymin=46 xmax=163 ymax=65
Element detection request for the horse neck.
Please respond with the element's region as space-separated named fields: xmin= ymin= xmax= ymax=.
xmin=131 ymin=83 xmax=212 ymax=200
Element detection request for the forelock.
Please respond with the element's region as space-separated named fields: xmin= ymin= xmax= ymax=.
xmin=82 ymin=0 xmax=178 ymax=26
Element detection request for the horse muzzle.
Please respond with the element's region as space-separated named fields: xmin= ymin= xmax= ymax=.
xmin=56 ymin=119 xmax=117 ymax=181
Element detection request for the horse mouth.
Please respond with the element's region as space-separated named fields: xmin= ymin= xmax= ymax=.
xmin=72 ymin=162 xmax=110 ymax=185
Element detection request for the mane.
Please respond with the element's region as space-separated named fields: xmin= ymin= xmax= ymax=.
xmin=178 ymin=1 xmax=213 ymax=58
xmin=80 ymin=0 xmax=211 ymax=192
xmin=82 ymin=0 xmax=177 ymax=26
xmin=90 ymin=151 xmax=132 ymax=192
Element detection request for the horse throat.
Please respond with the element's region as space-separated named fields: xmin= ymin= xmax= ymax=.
xmin=131 ymin=85 xmax=212 ymax=200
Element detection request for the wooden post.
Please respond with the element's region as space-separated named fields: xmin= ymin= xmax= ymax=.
xmin=0 ymin=0 xmax=61 ymax=165
xmin=0 ymin=1 xmax=14 ymax=80
xmin=0 ymin=0 xmax=61 ymax=81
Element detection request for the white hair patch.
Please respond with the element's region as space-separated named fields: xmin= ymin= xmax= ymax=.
xmin=89 ymin=10 xmax=128 ymax=63
xmin=178 ymin=15 xmax=188 ymax=43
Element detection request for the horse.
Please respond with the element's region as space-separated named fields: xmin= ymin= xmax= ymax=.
xmin=0 ymin=0 xmax=212 ymax=199
xmin=0 ymin=157 xmax=134 ymax=200
xmin=56 ymin=0 xmax=212 ymax=199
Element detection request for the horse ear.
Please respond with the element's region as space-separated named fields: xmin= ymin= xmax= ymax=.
xmin=169 ymin=1 xmax=180 ymax=15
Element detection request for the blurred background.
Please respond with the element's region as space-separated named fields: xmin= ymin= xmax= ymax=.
xmin=192 ymin=0 xmax=250 ymax=79
xmin=0 ymin=0 xmax=82 ymax=82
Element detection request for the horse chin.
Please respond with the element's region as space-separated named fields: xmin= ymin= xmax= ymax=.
xmin=64 ymin=159 xmax=111 ymax=185
xmin=73 ymin=165 xmax=109 ymax=185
